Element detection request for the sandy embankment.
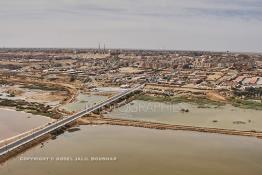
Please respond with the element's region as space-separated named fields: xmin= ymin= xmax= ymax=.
xmin=78 ymin=116 xmax=262 ymax=139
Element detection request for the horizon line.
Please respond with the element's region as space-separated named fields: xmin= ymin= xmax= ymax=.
xmin=0 ymin=47 xmax=261 ymax=55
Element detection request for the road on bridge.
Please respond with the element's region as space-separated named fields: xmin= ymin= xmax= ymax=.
xmin=0 ymin=84 xmax=144 ymax=157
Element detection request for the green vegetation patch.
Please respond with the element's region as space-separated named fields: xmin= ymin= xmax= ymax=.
xmin=230 ymin=97 xmax=262 ymax=110
xmin=233 ymin=87 xmax=262 ymax=100
xmin=21 ymin=84 xmax=64 ymax=91
xmin=0 ymin=98 xmax=61 ymax=118
xmin=136 ymin=94 xmax=225 ymax=107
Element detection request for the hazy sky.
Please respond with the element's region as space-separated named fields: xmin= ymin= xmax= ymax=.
xmin=0 ymin=0 xmax=262 ymax=52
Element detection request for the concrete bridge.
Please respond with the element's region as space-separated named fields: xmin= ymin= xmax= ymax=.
xmin=0 ymin=84 xmax=144 ymax=157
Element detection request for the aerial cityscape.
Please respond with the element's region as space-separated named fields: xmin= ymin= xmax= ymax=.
xmin=0 ymin=0 xmax=262 ymax=175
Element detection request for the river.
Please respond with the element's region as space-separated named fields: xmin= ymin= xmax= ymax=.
xmin=0 ymin=125 xmax=261 ymax=175
xmin=0 ymin=108 xmax=52 ymax=140
xmin=1 ymin=91 xmax=262 ymax=174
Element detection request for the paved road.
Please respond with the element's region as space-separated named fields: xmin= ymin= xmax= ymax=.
xmin=0 ymin=84 xmax=144 ymax=157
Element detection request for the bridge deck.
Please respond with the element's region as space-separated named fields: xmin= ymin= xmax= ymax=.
xmin=0 ymin=84 xmax=143 ymax=157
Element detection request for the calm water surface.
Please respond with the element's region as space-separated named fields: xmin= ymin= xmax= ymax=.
xmin=0 ymin=108 xmax=52 ymax=140
xmin=61 ymin=93 xmax=107 ymax=112
xmin=107 ymin=100 xmax=262 ymax=131
xmin=0 ymin=125 xmax=261 ymax=175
